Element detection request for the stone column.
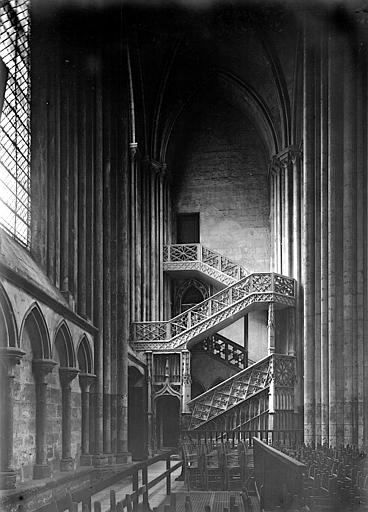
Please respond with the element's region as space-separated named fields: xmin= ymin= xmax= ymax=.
xmin=130 ymin=144 xmax=137 ymax=322
xmin=79 ymin=373 xmax=96 ymax=465
xmin=93 ymin=66 xmax=107 ymax=466
xmin=281 ymin=163 xmax=287 ymax=275
xmin=267 ymin=304 xmax=275 ymax=355
xmin=135 ymin=154 xmax=142 ymax=322
xmin=282 ymin=159 xmax=290 ymax=276
xmin=150 ymin=163 xmax=158 ymax=320
xmin=292 ymin=151 xmax=301 ymax=284
xmin=287 ymin=309 xmax=296 ymax=357
xmin=0 ymin=348 xmax=25 ymax=489
xmin=291 ymin=149 xmax=303 ymax=424
xmin=103 ymin=156 xmax=112 ymax=458
xmin=303 ymin=24 xmax=316 ymax=446
xmin=159 ymin=167 xmax=166 ymax=320
xmin=181 ymin=350 xmax=191 ymax=414
xmin=59 ymin=367 xmax=79 ymax=471
xmin=32 ymin=359 xmax=57 ymax=479
xmin=320 ymin=33 xmax=329 ymax=445
xmin=116 ymin=117 xmax=130 ymax=464
xmin=328 ymin=32 xmax=344 ymax=447
xmin=270 ymin=170 xmax=275 ymax=272
xmin=342 ymin=42 xmax=357 ymax=445
xmin=275 ymin=169 xmax=281 ymax=273
xmin=314 ymin=44 xmax=322 ymax=447
xmin=77 ymin=86 xmax=87 ymax=318
xmin=145 ymin=352 xmax=153 ymax=456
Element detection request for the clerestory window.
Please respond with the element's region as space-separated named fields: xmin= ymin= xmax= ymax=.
xmin=0 ymin=0 xmax=30 ymax=246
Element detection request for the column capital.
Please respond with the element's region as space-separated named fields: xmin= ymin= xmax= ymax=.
xmin=0 ymin=347 xmax=25 ymax=375
xmin=59 ymin=366 xmax=79 ymax=387
xmin=149 ymin=159 xmax=167 ymax=177
xmin=271 ymin=146 xmax=302 ymax=171
xmin=129 ymin=141 xmax=138 ymax=158
xmin=79 ymin=372 xmax=96 ymax=391
xmin=290 ymin=148 xmax=302 ymax=164
xmin=32 ymin=359 xmax=57 ymax=381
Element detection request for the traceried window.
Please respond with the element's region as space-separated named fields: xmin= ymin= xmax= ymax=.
xmin=0 ymin=0 xmax=30 ymax=246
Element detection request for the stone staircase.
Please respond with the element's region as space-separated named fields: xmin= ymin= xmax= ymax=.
xmin=130 ymin=272 xmax=295 ymax=351
xmin=188 ymin=355 xmax=272 ymax=430
xmin=130 ymin=244 xmax=296 ymax=434
xmin=187 ymin=354 xmax=295 ymax=431
xmin=163 ymin=243 xmax=249 ymax=287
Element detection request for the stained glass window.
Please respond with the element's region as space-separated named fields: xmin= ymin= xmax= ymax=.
xmin=0 ymin=0 xmax=30 ymax=246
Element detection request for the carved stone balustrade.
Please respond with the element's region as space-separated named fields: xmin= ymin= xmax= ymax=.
xmin=163 ymin=244 xmax=249 ymax=287
xmin=130 ymin=273 xmax=296 ymax=352
xmin=194 ymin=333 xmax=254 ymax=371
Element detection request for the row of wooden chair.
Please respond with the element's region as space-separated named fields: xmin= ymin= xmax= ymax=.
xmin=182 ymin=441 xmax=252 ymax=491
xmin=279 ymin=444 xmax=368 ymax=511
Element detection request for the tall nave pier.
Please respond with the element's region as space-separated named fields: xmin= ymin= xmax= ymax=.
xmin=0 ymin=0 xmax=368 ymax=510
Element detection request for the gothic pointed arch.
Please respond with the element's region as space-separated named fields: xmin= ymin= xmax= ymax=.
xmin=77 ymin=334 xmax=93 ymax=374
xmin=20 ymin=303 xmax=51 ymax=359
xmin=54 ymin=320 xmax=76 ymax=368
xmin=175 ymin=278 xmax=210 ymax=314
xmin=0 ymin=282 xmax=18 ymax=348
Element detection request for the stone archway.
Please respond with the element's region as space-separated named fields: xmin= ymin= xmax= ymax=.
xmin=175 ymin=278 xmax=210 ymax=314
xmin=155 ymin=395 xmax=180 ymax=448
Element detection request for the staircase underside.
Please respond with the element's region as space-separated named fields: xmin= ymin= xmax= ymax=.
xmin=163 ymin=263 xmax=235 ymax=288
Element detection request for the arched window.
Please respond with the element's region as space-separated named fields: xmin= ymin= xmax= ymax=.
xmin=0 ymin=0 xmax=30 ymax=246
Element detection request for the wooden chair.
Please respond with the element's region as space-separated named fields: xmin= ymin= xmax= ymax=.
xmin=204 ymin=446 xmax=224 ymax=490
xmin=184 ymin=443 xmax=203 ymax=490
xmin=224 ymin=448 xmax=245 ymax=490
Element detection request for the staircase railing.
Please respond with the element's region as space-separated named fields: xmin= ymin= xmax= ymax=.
xmin=130 ymin=273 xmax=295 ymax=351
xmin=188 ymin=354 xmax=272 ymax=430
xmin=187 ymin=354 xmax=295 ymax=430
xmin=193 ymin=333 xmax=255 ymax=371
xmin=163 ymin=243 xmax=249 ymax=286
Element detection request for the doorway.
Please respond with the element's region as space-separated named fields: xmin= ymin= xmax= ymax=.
xmin=156 ymin=396 xmax=180 ymax=448
xmin=177 ymin=213 xmax=200 ymax=243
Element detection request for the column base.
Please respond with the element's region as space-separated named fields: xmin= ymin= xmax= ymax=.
xmin=0 ymin=470 xmax=17 ymax=489
xmin=33 ymin=464 xmax=51 ymax=480
xmin=80 ymin=454 xmax=93 ymax=466
xmin=93 ymin=454 xmax=109 ymax=467
xmin=60 ymin=457 xmax=74 ymax=471
xmin=115 ymin=452 xmax=132 ymax=464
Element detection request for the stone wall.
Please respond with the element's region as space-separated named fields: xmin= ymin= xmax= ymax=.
xmin=1 ymin=274 xmax=92 ymax=483
xmin=13 ymin=333 xmax=36 ymax=481
xmin=191 ymin=351 xmax=238 ymax=391
xmin=170 ymin=92 xmax=271 ymax=273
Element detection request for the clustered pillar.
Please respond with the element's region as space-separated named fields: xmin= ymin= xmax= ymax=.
xmin=270 ymin=22 xmax=368 ymax=448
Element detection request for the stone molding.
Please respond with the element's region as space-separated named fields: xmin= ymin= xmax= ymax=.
xmin=32 ymin=359 xmax=57 ymax=380
xmin=59 ymin=366 xmax=79 ymax=387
